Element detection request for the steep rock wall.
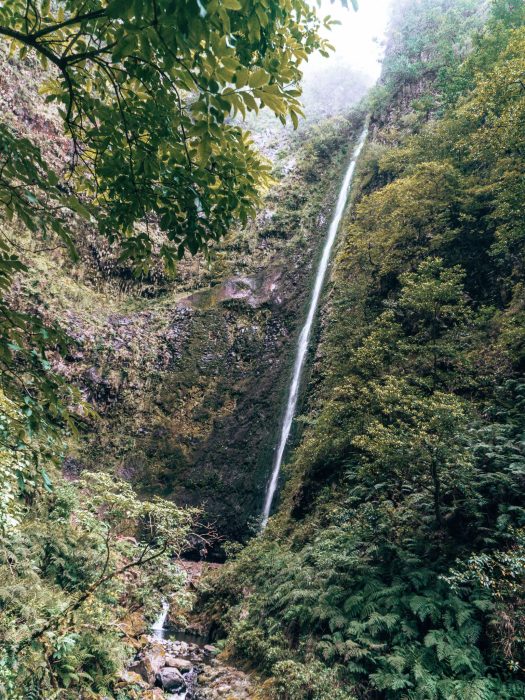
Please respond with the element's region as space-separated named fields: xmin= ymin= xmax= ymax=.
xmin=1 ymin=42 xmax=366 ymax=545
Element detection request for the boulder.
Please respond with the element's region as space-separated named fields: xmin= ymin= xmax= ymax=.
xmin=156 ymin=666 xmax=187 ymax=692
xmin=116 ymin=669 xmax=149 ymax=689
xmin=165 ymin=655 xmax=193 ymax=673
xmin=129 ymin=643 xmax=166 ymax=684
xmin=120 ymin=611 xmax=147 ymax=639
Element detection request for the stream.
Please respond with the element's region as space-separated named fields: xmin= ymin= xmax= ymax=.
xmin=150 ymin=607 xmax=212 ymax=699
xmin=126 ymin=600 xmax=254 ymax=699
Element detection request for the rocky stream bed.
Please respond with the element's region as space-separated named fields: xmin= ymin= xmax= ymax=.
xmin=114 ymin=563 xmax=256 ymax=700
xmin=119 ymin=635 xmax=255 ymax=700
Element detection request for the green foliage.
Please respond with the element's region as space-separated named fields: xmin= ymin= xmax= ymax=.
xmin=0 ymin=250 xmax=78 ymax=492
xmin=0 ymin=0 xmax=333 ymax=263
xmin=203 ymin=2 xmax=525 ymax=698
xmin=265 ymin=660 xmax=353 ymax=700
xmin=0 ymin=469 xmax=197 ymax=698
xmin=211 ymin=514 xmax=524 ymax=698
xmin=368 ymin=0 xmax=484 ymax=116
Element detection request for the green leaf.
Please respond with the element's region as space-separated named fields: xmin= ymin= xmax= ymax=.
xmin=249 ymin=68 xmax=269 ymax=89
xmin=222 ymin=0 xmax=242 ymax=9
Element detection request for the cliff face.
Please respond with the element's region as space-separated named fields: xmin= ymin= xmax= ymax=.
xmin=369 ymin=0 xmax=485 ymax=136
xmin=2 ymin=42 xmax=367 ymax=544
xmin=66 ymin=118 xmax=368 ymax=544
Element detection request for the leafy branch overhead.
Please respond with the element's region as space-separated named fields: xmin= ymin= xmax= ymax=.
xmin=0 ymin=0 xmax=336 ymax=266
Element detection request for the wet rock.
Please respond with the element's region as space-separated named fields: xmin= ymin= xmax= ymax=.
xmin=216 ymin=684 xmax=232 ymax=695
xmin=62 ymin=457 xmax=85 ymax=479
xmin=173 ymin=641 xmax=189 ymax=655
xmin=129 ymin=642 xmax=166 ymax=684
xmin=130 ymin=627 xmax=257 ymax=698
xmin=165 ymin=656 xmax=193 ymax=673
xmin=116 ymin=669 xmax=149 ymax=689
xmin=156 ymin=666 xmax=186 ymax=691
xmin=141 ymin=689 xmax=165 ymax=700
xmin=198 ymin=671 xmax=217 ymax=683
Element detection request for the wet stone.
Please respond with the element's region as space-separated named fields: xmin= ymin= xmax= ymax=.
xmin=156 ymin=666 xmax=186 ymax=691
xmin=165 ymin=656 xmax=193 ymax=673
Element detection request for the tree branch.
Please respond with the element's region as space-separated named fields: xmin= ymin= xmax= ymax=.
xmin=31 ymin=9 xmax=107 ymax=39
xmin=16 ymin=540 xmax=169 ymax=653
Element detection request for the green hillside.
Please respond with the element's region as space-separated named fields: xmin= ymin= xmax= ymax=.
xmin=1 ymin=1 xmax=525 ymax=698
xmin=202 ymin=2 xmax=525 ymax=698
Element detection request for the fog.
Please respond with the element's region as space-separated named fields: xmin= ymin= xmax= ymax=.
xmin=297 ymin=1 xmax=391 ymax=120
xmin=304 ymin=0 xmax=392 ymax=83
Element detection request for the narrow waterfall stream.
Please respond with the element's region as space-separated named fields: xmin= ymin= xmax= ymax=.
xmin=261 ymin=125 xmax=368 ymax=528
xmin=146 ymin=596 xmax=253 ymax=699
xmin=151 ymin=599 xmax=170 ymax=639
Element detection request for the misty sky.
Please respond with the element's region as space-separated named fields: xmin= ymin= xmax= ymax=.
xmin=306 ymin=0 xmax=392 ymax=82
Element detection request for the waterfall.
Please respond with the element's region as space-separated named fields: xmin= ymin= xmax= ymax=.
xmin=261 ymin=125 xmax=368 ymax=529
xmin=151 ymin=599 xmax=170 ymax=639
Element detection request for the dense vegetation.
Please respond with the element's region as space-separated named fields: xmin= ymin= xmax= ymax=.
xmin=0 ymin=464 xmax=199 ymax=697
xmin=0 ymin=0 xmax=347 ymax=697
xmin=202 ymin=1 xmax=525 ymax=698
xmin=2 ymin=0 xmax=525 ymax=698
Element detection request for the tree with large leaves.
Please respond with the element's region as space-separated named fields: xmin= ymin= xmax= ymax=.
xmin=0 ymin=0 xmax=337 ymax=262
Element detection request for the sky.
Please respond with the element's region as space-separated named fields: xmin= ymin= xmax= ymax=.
xmin=305 ymin=0 xmax=392 ymax=83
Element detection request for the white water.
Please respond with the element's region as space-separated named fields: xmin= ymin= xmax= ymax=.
xmin=151 ymin=599 xmax=170 ymax=639
xmin=261 ymin=126 xmax=368 ymax=528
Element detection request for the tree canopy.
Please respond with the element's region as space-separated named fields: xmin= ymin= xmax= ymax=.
xmin=0 ymin=0 xmax=335 ymax=264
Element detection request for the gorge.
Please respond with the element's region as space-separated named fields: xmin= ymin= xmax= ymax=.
xmin=2 ymin=0 xmax=525 ymax=699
